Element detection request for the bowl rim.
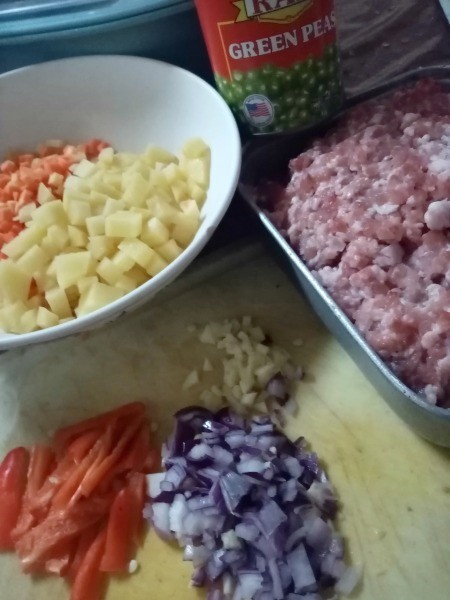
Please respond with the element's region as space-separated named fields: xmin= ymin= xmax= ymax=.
xmin=0 ymin=54 xmax=242 ymax=350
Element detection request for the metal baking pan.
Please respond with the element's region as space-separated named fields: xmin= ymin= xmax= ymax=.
xmin=239 ymin=65 xmax=450 ymax=447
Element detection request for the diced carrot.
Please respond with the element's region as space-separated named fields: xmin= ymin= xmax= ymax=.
xmin=0 ymin=139 xmax=108 ymax=253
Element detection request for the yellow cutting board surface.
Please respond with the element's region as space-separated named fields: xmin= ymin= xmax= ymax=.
xmin=0 ymin=242 xmax=449 ymax=600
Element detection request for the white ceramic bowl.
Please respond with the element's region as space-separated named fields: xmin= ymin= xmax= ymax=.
xmin=0 ymin=55 xmax=241 ymax=350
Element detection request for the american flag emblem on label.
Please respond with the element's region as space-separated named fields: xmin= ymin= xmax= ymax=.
xmin=243 ymin=94 xmax=274 ymax=128
xmin=247 ymin=102 xmax=271 ymax=117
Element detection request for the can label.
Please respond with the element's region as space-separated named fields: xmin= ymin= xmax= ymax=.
xmin=195 ymin=0 xmax=342 ymax=134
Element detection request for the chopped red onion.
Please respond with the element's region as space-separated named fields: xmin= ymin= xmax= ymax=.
xmin=145 ymin=407 xmax=356 ymax=599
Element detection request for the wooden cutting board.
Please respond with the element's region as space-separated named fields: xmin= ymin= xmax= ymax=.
xmin=0 ymin=241 xmax=449 ymax=600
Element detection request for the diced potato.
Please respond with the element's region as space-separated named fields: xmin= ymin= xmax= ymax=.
xmin=67 ymin=199 xmax=91 ymax=226
xmin=185 ymin=157 xmax=210 ymax=189
xmin=111 ymin=251 xmax=135 ymax=273
xmin=146 ymin=253 xmax=169 ymax=277
xmin=171 ymin=181 xmax=189 ymax=203
xmin=180 ymin=199 xmax=201 ymax=219
xmin=182 ymin=138 xmax=211 ymax=159
xmin=16 ymin=245 xmax=50 ymax=276
xmin=102 ymin=173 xmax=122 ymax=190
xmin=144 ymin=146 xmax=178 ymax=167
xmin=150 ymin=171 xmax=174 ymax=202
xmin=127 ymin=265 xmax=149 ymax=285
xmin=156 ymin=239 xmax=182 ymax=263
xmin=36 ymin=306 xmax=59 ymax=329
xmin=171 ymin=213 xmax=199 ymax=247
xmin=87 ymin=176 xmax=119 ymax=198
xmin=2 ymin=226 xmax=46 ymax=259
xmin=27 ymin=295 xmax=42 ymax=308
xmin=115 ymin=275 xmax=138 ymax=293
xmin=77 ymin=276 xmax=98 ymax=296
xmin=45 ymin=288 xmax=72 ymax=319
xmin=64 ymin=175 xmax=90 ymax=193
xmin=152 ymin=201 xmax=179 ymax=226
xmin=0 ymin=301 xmax=28 ymax=333
xmin=0 ymin=137 xmax=211 ymax=334
xmin=188 ymin=181 xmax=207 ymax=205
xmin=76 ymin=282 xmax=124 ymax=316
xmin=122 ymin=172 xmax=149 ymax=208
xmin=20 ymin=308 xmax=39 ymax=333
xmin=130 ymin=207 xmax=152 ymax=220
xmin=37 ymin=183 xmax=56 ymax=205
xmin=98 ymin=147 xmax=114 ymax=164
xmin=62 ymin=189 xmax=91 ymax=211
xmin=53 ymin=251 xmax=95 ymax=289
xmin=59 ymin=317 xmax=75 ymax=324
xmin=68 ymin=225 xmax=88 ymax=248
xmin=65 ymin=285 xmax=80 ymax=307
xmin=105 ymin=211 xmax=142 ymax=238
xmin=17 ymin=203 xmax=36 ymax=224
xmin=140 ymin=217 xmax=169 ymax=248
xmin=31 ymin=200 xmax=67 ymax=228
xmin=97 ymin=257 xmax=123 ymax=286
xmin=48 ymin=172 xmax=64 ymax=188
xmin=41 ymin=225 xmax=70 ymax=255
xmin=90 ymin=190 xmax=110 ymax=205
xmin=102 ymin=198 xmax=126 ymax=216
xmin=86 ymin=215 xmax=106 ymax=236
xmin=162 ymin=163 xmax=185 ymax=185
xmin=118 ymin=238 xmax=155 ymax=269
xmin=34 ymin=273 xmax=57 ymax=294
xmin=0 ymin=262 xmax=31 ymax=302
xmin=71 ymin=159 xmax=97 ymax=178
xmin=89 ymin=236 xmax=117 ymax=260
xmin=115 ymin=152 xmax=139 ymax=169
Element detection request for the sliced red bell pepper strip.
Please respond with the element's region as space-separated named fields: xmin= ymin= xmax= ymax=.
xmin=71 ymin=526 xmax=107 ymax=600
xmin=67 ymin=526 xmax=100 ymax=583
xmin=54 ymin=402 xmax=145 ymax=449
xmin=45 ymin=538 xmax=77 ymax=576
xmin=144 ymin=447 xmax=161 ymax=474
xmin=127 ymin=472 xmax=146 ymax=548
xmin=0 ymin=447 xmax=30 ymax=550
xmin=100 ymin=486 xmax=134 ymax=573
xmin=12 ymin=445 xmax=55 ymax=541
xmin=75 ymin=415 xmax=144 ymax=501
xmin=115 ymin=422 xmax=150 ymax=474
xmin=67 ymin=430 xmax=102 ymax=464
xmin=15 ymin=495 xmax=111 ymax=572
xmin=52 ymin=425 xmax=114 ymax=510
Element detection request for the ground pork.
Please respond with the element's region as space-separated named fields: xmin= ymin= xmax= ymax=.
xmin=269 ymin=79 xmax=450 ymax=407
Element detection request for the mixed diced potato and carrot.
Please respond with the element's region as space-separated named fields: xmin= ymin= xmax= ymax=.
xmin=0 ymin=138 xmax=211 ymax=334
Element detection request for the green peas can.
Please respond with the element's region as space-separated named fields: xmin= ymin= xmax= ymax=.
xmin=195 ymin=0 xmax=343 ymax=134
